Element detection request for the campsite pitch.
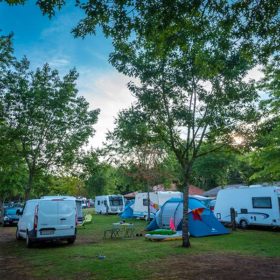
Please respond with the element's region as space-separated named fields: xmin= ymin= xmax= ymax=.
xmin=0 ymin=212 xmax=280 ymax=280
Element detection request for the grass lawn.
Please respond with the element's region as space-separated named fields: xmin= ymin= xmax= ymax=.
xmin=1 ymin=209 xmax=280 ymax=279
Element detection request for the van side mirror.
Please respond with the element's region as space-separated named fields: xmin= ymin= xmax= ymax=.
xmin=16 ymin=209 xmax=22 ymax=216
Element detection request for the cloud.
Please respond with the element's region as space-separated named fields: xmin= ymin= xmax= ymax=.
xmin=77 ymin=68 xmax=136 ymax=148
xmin=49 ymin=57 xmax=70 ymax=68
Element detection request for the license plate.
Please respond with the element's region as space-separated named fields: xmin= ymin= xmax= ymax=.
xmin=40 ymin=230 xmax=54 ymax=235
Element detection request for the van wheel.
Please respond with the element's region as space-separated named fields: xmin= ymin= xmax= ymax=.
xmin=16 ymin=227 xmax=22 ymax=240
xmin=239 ymin=220 xmax=248 ymax=229
xmin=67 ymin=237 xmax=76 ymax=244
xmin=26 ymin=231 xmax=33 ymax=248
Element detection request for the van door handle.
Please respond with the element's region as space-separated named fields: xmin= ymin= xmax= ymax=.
xmin=60 ymin=218 xmax=66 ymax=221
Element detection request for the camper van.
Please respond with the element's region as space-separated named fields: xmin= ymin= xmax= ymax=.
xmin=95 ymin=195 xmax=125 ymax=214
xmin=214 ymin=186 xmax=280 ymax=228
xmin=133 ymin=191 xmax=183 ymax=219
xmin=16 ymin=196 xmax=77 ymax=247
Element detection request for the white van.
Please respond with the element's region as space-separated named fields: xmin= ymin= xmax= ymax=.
xmin=133 ymin=191 xmax=183 ymax=219
xmin=95 ymin=195 xmax=124 ymax=214
xmin=214 ymin=186 xmax=280 ymax=228
xmin=16 ymin=196 xmax=77 ymax=247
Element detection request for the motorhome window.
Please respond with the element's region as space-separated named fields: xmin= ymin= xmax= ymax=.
xmin=98 ymin=201 xmax=100 ymax=205
xmin=252 ymin=197 xmax=272 ymax=209
xmin=143 ymin=199 xmax=148 ymax=206
xmin=109 ymin=197 xmax=123 ymax=206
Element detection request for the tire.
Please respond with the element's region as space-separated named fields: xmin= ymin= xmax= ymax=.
xmin=67 ymin=237 xmax=76 ymax=244
xmin=239 ymin=220 xmax=248 ymax=229
xmin=26 ymin=231 xmax=33 ymax=248
xmin=16 ymin=227 xmax=22 ymax=240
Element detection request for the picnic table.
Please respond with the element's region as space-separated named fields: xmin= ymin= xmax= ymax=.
xmin=103 ymin=222 xmax=135 ymax=239
xmin=112 ymin=222 xmax=135 ymax=238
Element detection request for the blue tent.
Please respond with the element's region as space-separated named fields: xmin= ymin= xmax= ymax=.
xmin=146 ymin=197 xmax=229 ymax=237
xmin=120 ymin=200 xmax=135 ymax=219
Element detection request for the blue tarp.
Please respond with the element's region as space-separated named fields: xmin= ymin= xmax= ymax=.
xmin=120 ymin=200 xmax=134 ymax=219
xmin=146 ymin=197 xmax=229 ymax=237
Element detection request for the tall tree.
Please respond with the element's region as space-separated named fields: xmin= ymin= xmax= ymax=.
xmin=1 ymin=58 xmax=99 ymax=199
xmin=106 ymin=108 xmax=167 ymax=219
xmin=101 ymin=3 xmax=263 ymax=247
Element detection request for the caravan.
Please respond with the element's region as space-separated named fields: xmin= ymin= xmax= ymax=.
xmin=95 ymin=195 xmax=125 ymax=214
xmin=214 ymin=186 xmax=280 ymax=228
xmin=133 ymin=191 xmax=182 ymax=219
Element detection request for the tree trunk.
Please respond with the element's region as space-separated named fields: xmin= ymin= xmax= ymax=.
xmin=24 ymin=171 xmax=34 ymax=201
xmin=182 ymin=175 xmax=191 ymax=248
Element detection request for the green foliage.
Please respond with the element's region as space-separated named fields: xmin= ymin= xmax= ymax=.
xmin=0 ymin=135 xmax=26 ymax=201
xmin=0 ymin=33 xmax=24 ymax=202
xmin=1 ymin=57 xmax=99 ymax=198
xmin=106 ymin=106 xmax=172 ymax=193
xmin=191 ymin=148 xmax=237 ymax=190
xmin=249 ymin=60 xmax=280 ymax=182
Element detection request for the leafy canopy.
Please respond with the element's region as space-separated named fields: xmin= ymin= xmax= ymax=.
xmin=0 ymin=57 xmax=100 ymax=197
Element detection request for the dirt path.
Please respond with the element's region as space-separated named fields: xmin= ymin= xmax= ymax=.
xmin=0 ymin=227 xmax=35 ymax=280
xmin=150 ymin=253 xmax=280 ymax=280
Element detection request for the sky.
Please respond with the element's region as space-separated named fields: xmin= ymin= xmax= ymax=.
xmin=0 ymin=1 xmax=135 ymax=148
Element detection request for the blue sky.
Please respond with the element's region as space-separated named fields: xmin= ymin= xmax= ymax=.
xmin=0 ymin=1 xmax=135 ymax=148
xmin=0 ymin=1 xmax=112 ymax=71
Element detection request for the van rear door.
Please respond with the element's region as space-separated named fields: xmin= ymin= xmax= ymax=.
xmin=37 ymin=200 xmax=58 ymax=237
xmin=37 ymin=199 xmax=76 ymax=238
xmin=56 ymin=200 xmax=76 ymax=236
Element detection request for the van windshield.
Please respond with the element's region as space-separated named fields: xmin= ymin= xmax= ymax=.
xmin=109 ymin=197 xmax=123 ymax=206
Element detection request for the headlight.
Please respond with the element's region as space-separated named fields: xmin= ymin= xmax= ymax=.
xmin=4 ymin=216 xmax=9 ymax=221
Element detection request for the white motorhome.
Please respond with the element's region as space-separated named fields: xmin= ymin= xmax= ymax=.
xmin=95 ymin=195 xmax=125 ymax=214
xmin=133 ymin=191 xmax=183 ymax=219
xmin=214 ymin=186 xmax=280 ymax=228
xmin=16 ymin=196 xmax=77 ymax=247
